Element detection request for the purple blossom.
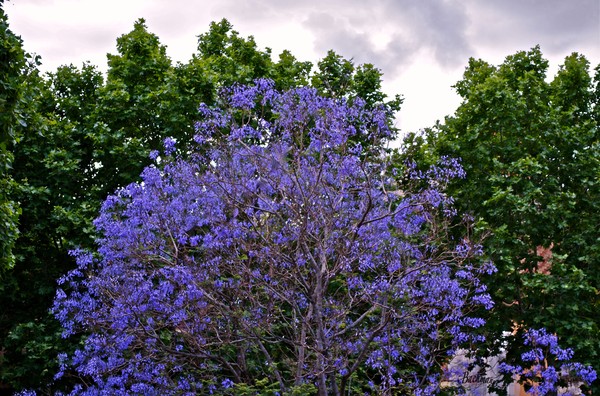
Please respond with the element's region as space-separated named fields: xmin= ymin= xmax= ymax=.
xmin=163 ymin=137 xmax=177 ymax=155
xmin=500 ymin=328 xmax=596 ymax=395
xmin=53 ymin=80 xmax=499 ymax=395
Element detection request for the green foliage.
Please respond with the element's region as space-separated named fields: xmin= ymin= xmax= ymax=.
xmin=400 ymin=46 xmax=600 ymax=391
xmin=311 ymin=50 xmax=354 ymax=97
xmin=0 ymin=63 xmax=101 ymax=393
xmin=196 ymin=18 xmax=273 ymax=86
xmin=228 ymin=378 xmax=316 ymax=395
xmin=312 ymin=50 xmax=402 ymax=113
xmin=273 ymin=49 xmax=312 ymax=90
xmin=0 ymin=1 xmax=27 ymax=271
xmin=99 ymin=19 xmax=174 ymax=192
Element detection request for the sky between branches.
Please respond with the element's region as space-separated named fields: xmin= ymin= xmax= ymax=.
xmin=5 ymin=0 xmax=600 ymax=135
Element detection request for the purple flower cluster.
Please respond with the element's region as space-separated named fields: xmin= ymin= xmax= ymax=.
xmin=500 ymin=328 xmax=596 ymax=395
xmin=53 ymin=80 xmax=496 ymax=395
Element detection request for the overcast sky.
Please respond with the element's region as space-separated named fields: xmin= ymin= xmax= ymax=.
xmin=4 ymin=0 xmax=600 ymax=135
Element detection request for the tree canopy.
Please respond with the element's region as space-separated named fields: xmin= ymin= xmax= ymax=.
xmin=401 ymin=46 xmax=600 ymax=393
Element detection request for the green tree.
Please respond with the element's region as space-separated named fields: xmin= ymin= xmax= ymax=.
xmin=0 ymin=0 xmax=27 ymax=271
xmin=400 ymin=46 xmax=600 ymax=392
xmin=0 ymin=62 xmax=104 ymax=393
xmin=196 ymin=18 xmax=274 ymax=87
xmin=272 ymin=49 xmax=312 ymax=90
xmin=312 ymin=50 xmax=402 ymax=112
xmin=94 ymin=18 xmax=173 ymax=194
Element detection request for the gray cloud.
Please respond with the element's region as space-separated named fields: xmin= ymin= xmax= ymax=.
xmin=302 ymin=0 xmax=473 ymax=77
xmin=212 ymin=0 xmax=474 ymax=77
xmin=213 ymin=0 xmax=598 ymax=77
xmin=303 ymin=12 xmax=391 ymax=65
xmin=403 ymin=0 xmax=472 ymax=66
xmin=483 ymin=0 xmax=598 ymax=35
xmin=465 ymin=0 xmax=600 ymax=56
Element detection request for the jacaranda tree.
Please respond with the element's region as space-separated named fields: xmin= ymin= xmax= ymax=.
xmin=2 ymin=18 xmax=402 ymax=393
xmin=52 ymin=81 xmax=592 ymax=395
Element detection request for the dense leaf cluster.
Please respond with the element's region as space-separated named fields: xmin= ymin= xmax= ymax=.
xmin=0 ymin=0 xmax=27 ymax=271
xmin=402 ymin=46 xmax=600 ymax=393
